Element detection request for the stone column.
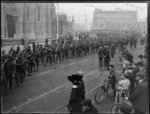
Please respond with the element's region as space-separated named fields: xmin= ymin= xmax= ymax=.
xmin=29 ymin=4 xmax=35 ymax=40
xmin=17 ymin=3 xmax=24 ymax=39
xmin=1 ymin=7 xmax=5 ymax=39
xmin=42 ymin=3 xmax=46 ymax=40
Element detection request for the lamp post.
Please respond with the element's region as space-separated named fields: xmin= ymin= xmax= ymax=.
xmin=56 ymin=3 xmax=59 ymax=40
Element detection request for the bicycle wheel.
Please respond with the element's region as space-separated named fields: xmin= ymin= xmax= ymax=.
xmin=95 ymin=86 xmax=105 ymax=104
xmin=111 ymin=103 xmax=121 ymax=113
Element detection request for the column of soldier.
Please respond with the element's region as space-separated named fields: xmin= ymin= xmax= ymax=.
xmin=1 ymin=33 xmax=138 ymax=96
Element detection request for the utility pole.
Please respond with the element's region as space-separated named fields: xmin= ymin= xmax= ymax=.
xmin=23 ymin=3 xmax=25 ymax=40
xmin=34 ymin=4 xmax=36 ymax=41
xmin=56 ymin=3 xmax=59 ymax=40
xmin=46 ymin=4 xmax=48 ymax=40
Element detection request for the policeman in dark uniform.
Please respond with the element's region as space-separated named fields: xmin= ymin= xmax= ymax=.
xmin=98 ymin=45 xmax=104 ymax=68
xmin=103 ymin=45 xmax=110 ymax=70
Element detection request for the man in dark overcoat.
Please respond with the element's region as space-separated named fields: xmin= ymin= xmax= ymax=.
xmin=129 ymin=72 xmax=148 ymax=114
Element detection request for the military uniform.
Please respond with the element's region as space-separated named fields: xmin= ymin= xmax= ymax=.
xmin=3 ymin=56 xmax=14 ymax=93
xmin=14 ymin=55 xmax=25 ymax=87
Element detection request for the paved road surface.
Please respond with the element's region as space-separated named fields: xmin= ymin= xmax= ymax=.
xmin=2 ymin=45 xmax=145 ymax=113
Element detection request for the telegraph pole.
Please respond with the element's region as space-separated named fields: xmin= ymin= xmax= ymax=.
xmin=23 ymin=3 xmax=25 ymax=39
xmin=34 ymin=4 xmax=37 ymax=41
xmin=56 ymin=3 xmax=59 ymax=40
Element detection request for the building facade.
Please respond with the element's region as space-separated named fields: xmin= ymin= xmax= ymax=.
xmin=92 ymin=8 xmax=137 ymax=32
xmin=136 ymin=19 xmax=147 ymax=37
xmin=57 ymin=12 xmax=74 ymax=36
xmin=1 ymin=3 xmax=57 ymax=43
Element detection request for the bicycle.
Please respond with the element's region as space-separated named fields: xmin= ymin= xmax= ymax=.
xmin=95 ymin=76 xmax=114 ymax=104
xmin=111 ymin=88 xmax=134 ymax=113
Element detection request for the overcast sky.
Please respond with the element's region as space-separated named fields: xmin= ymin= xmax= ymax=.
xmin=57 ymin=3 xmax=147 ymax=28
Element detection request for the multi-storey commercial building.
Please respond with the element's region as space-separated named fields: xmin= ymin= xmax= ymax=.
xmin=92 ymin=8 xmax=138 ymax=32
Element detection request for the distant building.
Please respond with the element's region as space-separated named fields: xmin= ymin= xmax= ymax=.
xmin=58 ymin=12 xmax=74 ymax=36
xmin=136 ymin=20 xmax=147 ymax=37
xmin=1 ymin=3 xmax=57 ymax=44
xmin=74 ymin=23 xmax=85 ymax=33
xmin=92 ymin=8 xmax=138 ymax=33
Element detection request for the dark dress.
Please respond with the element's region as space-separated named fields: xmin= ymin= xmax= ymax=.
xmin=69 ymin=85 xmax=83 ymax=113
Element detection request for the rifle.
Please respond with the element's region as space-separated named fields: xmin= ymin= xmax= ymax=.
xmin=9 ymin=41 xmax=18 ymax=55
xmin=1 ymin=58 xmax=9 ymax=68
xmin=14 ymin=52 xmax=21 ymax=65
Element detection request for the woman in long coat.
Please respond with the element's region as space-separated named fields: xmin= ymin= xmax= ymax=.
xmin=68 ymin=74 xmax=83 ymax=113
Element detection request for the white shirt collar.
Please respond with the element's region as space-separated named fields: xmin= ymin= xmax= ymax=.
xmin=72 ymin=85 xmax=77 ymax=88
xmin=139 ymin=79 xmax=144 ymax=83
xmin=140 ymin=67 xmax=143 ymax=71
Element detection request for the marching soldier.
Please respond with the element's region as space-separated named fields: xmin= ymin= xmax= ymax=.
xmin=3 ymin=55 xmax=14 ymax=94
xmin=34 ymin=48 xmax=40 ymax=70
xmin=14 ymin=53 xmax=25 ymax=87
xmin=55 ymin=44 xmax=62 ymax=64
